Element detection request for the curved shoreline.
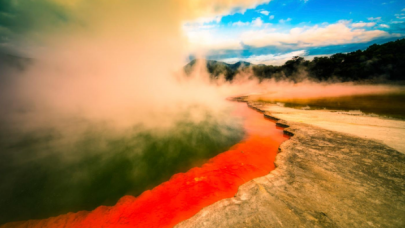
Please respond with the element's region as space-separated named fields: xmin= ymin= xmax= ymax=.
xmin=175 ymin=100 xmax=405 ymax=228
xmin=0 ymin=102 xmax=288 ymax=228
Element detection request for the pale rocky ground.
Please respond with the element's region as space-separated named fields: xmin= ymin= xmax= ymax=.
xmin=259 ymin=103 xmax=405 ymax=154
xmin=175 ymin=101 xmax=405 ymax=228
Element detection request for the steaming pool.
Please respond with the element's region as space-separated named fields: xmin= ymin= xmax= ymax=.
xmin=0 ymin=102 xmax=288 ymax=227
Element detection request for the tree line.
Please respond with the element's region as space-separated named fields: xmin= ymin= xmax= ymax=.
xmin=187 ymin=38 xmax=405 ymax=82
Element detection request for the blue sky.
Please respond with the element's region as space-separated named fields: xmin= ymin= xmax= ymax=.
xmin=184 ymin=0 xmax=405 ymax=65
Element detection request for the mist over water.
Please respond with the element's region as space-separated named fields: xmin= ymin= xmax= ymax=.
xmin=0 ymin=42 xmax=248 ymax=223
xmin=0 ymin=0 xmax=259 ymax=224
xmin=1 ymin=0 xmax=404 ymax=225
xmin=0 ymin=105 xmax=244 ymax=223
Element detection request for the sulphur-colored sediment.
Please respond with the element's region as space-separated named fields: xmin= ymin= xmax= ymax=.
xmin=175 ymin=101 xmax=405 ymax=228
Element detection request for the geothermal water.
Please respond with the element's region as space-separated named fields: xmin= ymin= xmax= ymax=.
xmin=248 ymin=91 xmax=405 ymax=119
xmin=0 ymin=102 xmax=288 ymax=228
xmin=0 ymin=104 xmax=244 ymax=224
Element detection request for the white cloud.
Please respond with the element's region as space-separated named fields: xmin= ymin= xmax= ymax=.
xmin=269 ymin=15 xmax=275 ymax=20
xmin=279 ymin=18 xmax=292 ymax=23
xmin=221 ymin=50 xmax=307 ymax=65
xmin=232 ymin=21 xmax=250 ymax=26
xmin=252 ymin=18 xmax=264 ymax=27
xmin=395 ymin=13 xmax=405 ymax=19
xmin=260 ymin=10 xmax=270 ymax=16
xmin=184 ymin=0 xmax=273 ymax=23
xmin=183 ymin=23 xmax=218 ymax=31
xmin=232 ymin=17 xmax=271 ymax=27
xmin=302 ymin=0 xmax=309 ymax=3
xmin=190 ymin=0 xmax=273 ymax=17
xmin=232 ymin=21 xmax=250 ymax=27
xmin=338 ymin=20 xmax=352 ymax=25
xmin=185 ymin=29 xmax=243 ymax=53
xmin=185 ymin=20 xmax=396 ymax=54
xmin=182 ymin=19 xmax=221 ymax=32
xmin=241 ymin=22 xmax=392 ymax=48
xmin=402 ymin=8 xmax=405 ymax=11
xmin=367 ymin=17 xmax=381 ymax=21
xmin=351 ymin=22 xmax=376 ymax=28
xmin=193 ymin=16 xmax=223 ymax=24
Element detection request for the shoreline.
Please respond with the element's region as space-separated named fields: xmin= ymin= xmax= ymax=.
xmin=0 ymin=102 xmax=287 ymax=228
xmin=245 ymin=98 xmax=405 ymax=154
xmin=175 ymin=99 xmax=405 ymax=228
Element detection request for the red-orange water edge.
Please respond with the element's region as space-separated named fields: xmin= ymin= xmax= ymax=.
xmin=2 ymin=102 xmax=289 ymax=228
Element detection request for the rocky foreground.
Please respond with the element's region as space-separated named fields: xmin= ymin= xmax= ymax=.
xmin=176 ymin=101 xmax=405 ymax=228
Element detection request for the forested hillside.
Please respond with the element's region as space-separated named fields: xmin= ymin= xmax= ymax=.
xmin=186 ymin=38 xmax=405 ymax=82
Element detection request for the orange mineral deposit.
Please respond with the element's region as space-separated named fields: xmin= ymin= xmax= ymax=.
xmin=1 ymin=103 xmax=288 ymax=228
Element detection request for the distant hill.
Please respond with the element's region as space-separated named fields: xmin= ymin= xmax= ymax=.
xmin=230 ymin=61 xmax=252 ymax=70
xmin=184 ymin=59 xmax=252 ymax=80
xmin=185 ymin=38 xmax=405 ymax=82
xmin=0 ymin=53 xmax=32 ymax=71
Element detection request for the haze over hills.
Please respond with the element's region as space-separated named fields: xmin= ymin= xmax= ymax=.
xmin=186 ymin=38 xmax=405 ymax=83
xmin=2 ymin=38 xmax=405 ymax=84
xmin=184 ymin=59 xmax=252 ymax=81
xmin=0 ymin=53 xmax=31 ymax=71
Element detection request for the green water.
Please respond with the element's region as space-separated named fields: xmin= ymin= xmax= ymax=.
xmin=0 ymin=107 xmax=244 ymax=224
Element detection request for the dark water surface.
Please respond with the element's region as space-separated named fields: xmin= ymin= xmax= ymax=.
xmin=0 ymin=105 xmax=244 ymax=224
xmin=262 ymin=92 xmax=405 ymax=119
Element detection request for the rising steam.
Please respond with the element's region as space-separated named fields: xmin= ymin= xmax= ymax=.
xmin=1 ymin=0 xmax=403 ymax=224
xmin=0 ymin=0 xmax=275 ymax=224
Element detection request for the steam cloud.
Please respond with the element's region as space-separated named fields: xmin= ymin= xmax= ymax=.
xmin=0 ymin=0 xmax=403 ymax=224
xmin=0 ymin=0 xmax=274 ymax=224
xmin=0 ymin=0 xmax=277 ymax=130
